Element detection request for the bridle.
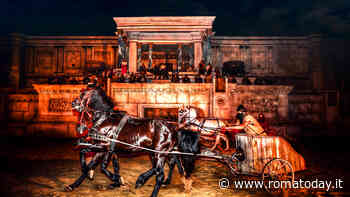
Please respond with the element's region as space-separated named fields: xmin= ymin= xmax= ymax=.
xmin=72 ymin=98 xmax=94 ymax=135
xmin=178 ymin=107 xmax=195 ymax=124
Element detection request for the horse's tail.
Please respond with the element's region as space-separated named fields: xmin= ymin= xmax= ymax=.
xmin=177 ymin=129 xmax=200 ymax=178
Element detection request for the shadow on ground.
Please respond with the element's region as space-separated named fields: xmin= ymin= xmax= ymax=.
xmin=0 ymin=136 xmax=348 ymax=197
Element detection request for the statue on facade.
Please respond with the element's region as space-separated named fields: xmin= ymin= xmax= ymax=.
xmin=117 ymin=34 xmax=128 ymax=62
xmin=137 ymin=44 xmax=142 ymax=70
xmin=202 ymin=33 xmax=212 ymax=65
xmin=186 ymin=45 xmax=194 ymax=67
xmin=177 ymin=46 xmax=183 ymax=72
xmin=148 ymin=45 xmax=153 ymax=71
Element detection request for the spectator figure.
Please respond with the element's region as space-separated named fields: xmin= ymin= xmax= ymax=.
xmin=70 ymin=77 xmax=78 ymax=84
xmin=215 ymin=67 xmax=221 ymax=77
xmin=171 ymin=73 xmax=180 ymax=83
xmin=153 ymin=64 xmax=160 ymax=79
xmin=83 ymin=75 xmax=91 ymax=84
xmin=182 ymin=74 xmax=191 ymax=83
xmin=205 ymin=64 xmax=212 ymax=76
xmin=205 ymin=74 xmax=212 ymax=83
xmin=139 ymin=73 xmax=147 ymax=83
xmin=242 ymin=77 xmax=251 ymax=85
xmin=139 ymin=64 xmax=147 ymax=75
xmin=229 ymin=76 xmax=237 ymax=83
xmin=159 ymin=64 xmax=169 ymax=80
xmin=121 ymin=61 xmax=128 ymax=75
xmin=117 ymin=73 xmax=125 ymax=83
xmin=188 ymin=64 xmax=195 ymax=72
xmin=195 ymin=75 xmax=203 ymax=83
xmin=129 ymin=72 xmax=136 ymax=83
xmin=198 ymin=60 xmax=206 ymax=75
xmin=124 ymin=73 xmax=130 ymax=83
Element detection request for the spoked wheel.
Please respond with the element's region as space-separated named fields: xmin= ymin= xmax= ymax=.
xmin=225 ymin=159 xmax=239 ymax=176
xmin=261 ymin=158 xmax=294 ymax=193
xmin=226 ymin=148 xmax=245 ymax=176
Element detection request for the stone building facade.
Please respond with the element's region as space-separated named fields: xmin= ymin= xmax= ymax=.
xmin=0 ymin=17 xmax=338 ymax=137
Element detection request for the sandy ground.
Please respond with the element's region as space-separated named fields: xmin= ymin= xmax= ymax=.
xmin=0 ymin=137 xmax=348 ymax=197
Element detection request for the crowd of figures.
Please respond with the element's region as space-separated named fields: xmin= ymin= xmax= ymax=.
xmin=46 ymin=57 xmax=293 ymax=86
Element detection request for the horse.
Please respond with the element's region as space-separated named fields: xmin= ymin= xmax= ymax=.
xmin=178 ymin=105 xmax=230 ymax=151
xmin=161 ymin=106 xmax=247 ymax=192
xmin=67 ymin=87 xmax=199 ymax=197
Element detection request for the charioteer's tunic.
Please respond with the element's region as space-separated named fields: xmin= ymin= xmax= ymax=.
xmin=231 ymin=114 xmax=266 ymax=136
xmin=241 ymin=114 xmax=266 ymax=136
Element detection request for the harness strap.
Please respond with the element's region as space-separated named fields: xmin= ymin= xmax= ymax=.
xmin=112 ymin=114 xmax=129 ymax=140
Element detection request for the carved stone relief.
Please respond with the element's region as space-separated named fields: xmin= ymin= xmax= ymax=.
xmin=94 ymin=48 xmax=112 ymax=65
xmin=48 ymin=98 xmax=71 ymax=112
xmin=65 ymin=49 xmax=81 ymax=69
xmin=288 ymin=95 xmax=324 ymax=123
xmin=37 ymin=48 xmax=54 ymax=70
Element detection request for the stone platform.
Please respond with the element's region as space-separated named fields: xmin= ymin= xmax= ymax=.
xmin=0 ymin=82 xmax=334 ymax=137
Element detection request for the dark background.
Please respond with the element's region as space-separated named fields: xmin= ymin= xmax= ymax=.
xmin=1 ymin=0 xmax=349 ymax=37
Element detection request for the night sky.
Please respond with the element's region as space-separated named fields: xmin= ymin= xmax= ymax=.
xmin=1 ymin=0 xmax=350 ymax=38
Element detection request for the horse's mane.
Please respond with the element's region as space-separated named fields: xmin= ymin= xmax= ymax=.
xmin=85 ymin=86 xmax=115 ymax=112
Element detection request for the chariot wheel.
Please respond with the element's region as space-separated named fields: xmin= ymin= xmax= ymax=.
xmin=261 ymin=158 xmax=294 ymax=193
xmin=225 ymin=158 xmax=239 ymax=176
xmin=226 ymin=148 xmax=245 ymax=176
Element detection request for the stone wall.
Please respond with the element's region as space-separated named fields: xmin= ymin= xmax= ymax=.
xmin=111 ymin=82 xmax=292 ymax=122
xmin=111 ymin=83 xmax=213 ymax=118
xmin=0 ymin=34 xmax=119 ymax=88
xmin=0 ymin=34 xmax=322 ymax=90
xmin=0 ymin=93 xmax=38 ymax=136
xmin=23 ymin=36 xmax=119 ymax=87
xmin=0 ymin=83 xmax=336 ymax=137
xmin=289 ymin=94 xmax=325 ymax=125
xmin=211 ymin=35 xmax=322 ymax=90
xmin=211 ymin=36 xmax=318 ymax=77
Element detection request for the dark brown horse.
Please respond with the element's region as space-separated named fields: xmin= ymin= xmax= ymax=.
xmin=67 ymin=87 xmax=198 ymax=197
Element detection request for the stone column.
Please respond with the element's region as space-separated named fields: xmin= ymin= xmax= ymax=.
xmin=277 ymin=86 xmax=293 ymax=121
xmin=194 ymin=41 xmax=202 ymax=69
xmin=310 ymin=34 xmax=322 ymax=90
xmin=128 ymin=41 xmax=137 ymax=73
xmin=55 ymin=46 xmax=64 ymax=73
xmin=278 ymin=94 xmax=289 ymax=120
xmin=9 ymin=33 xmax=24 ymax=89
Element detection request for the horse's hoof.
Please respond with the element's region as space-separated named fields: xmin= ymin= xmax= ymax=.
xmin=162 ymin=180 xmax=170 ymax=187
xmin=108 ymin=182 xmax=121 ymax=189
xmin=135 ymin=182 xmax=143 ymax=189
xmin=96 ymin=185 xmax=107 ymax=191
xmin=88 ymin=170 xmax=94 ymax=180
xmin=64 ymin=185 xmax=73 ymax=192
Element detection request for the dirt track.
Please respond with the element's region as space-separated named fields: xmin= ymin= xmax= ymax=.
xmin=0 ymin=137 xmax=348 ymax=197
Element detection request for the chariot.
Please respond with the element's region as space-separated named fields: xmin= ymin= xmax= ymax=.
xmin=177 ymin=106 xmax=306 ymax=191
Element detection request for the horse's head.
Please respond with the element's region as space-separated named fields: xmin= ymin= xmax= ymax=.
xmin=178 ymin=105 xmax=197 ymax=124
xmin=72 ymin=97 xmax=92 ymax=136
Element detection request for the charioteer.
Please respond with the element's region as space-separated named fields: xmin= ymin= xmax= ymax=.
xmin=231 ymin=105 xmax=267 ymax=136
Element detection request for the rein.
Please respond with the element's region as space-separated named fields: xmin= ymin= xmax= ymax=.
xmin=88 ymin=133 xmax=228 ymax=160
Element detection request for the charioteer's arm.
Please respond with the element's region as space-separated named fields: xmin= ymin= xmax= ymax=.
xmin=229 ymin=125 xmax=244 ymax=130
xmin=227 ymin=118 xmax=251 ymax=130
